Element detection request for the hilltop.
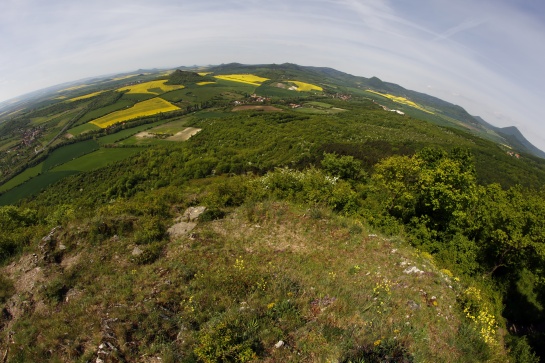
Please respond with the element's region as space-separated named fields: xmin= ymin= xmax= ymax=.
xmin=0 ymin=63 xmax=544 ymax=362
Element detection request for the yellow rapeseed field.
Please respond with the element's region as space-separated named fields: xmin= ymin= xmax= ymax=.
xmin=58 ymin=84 xmax=87 ymax=92
xmin=366 ymin=90 xmax=434 ymax=114
xmin=112 ymin=75 xmax=138 ymax=81
xmin=90 ymin=98 xmax=180 ymax=128
xmin=213 ymin=74 xmax=269 ymax=86
xmin=117 ymin=80 xmax=184 ymax=95
xmin=196 ymin=82 xmax=216 ymax=86
xmin=198 ymin=72 xmax=212 ymax=76
xmin=288 ymin=80 xmax=323 ymax=92
xmin=69 ymin=91 xmax=105 ymax=102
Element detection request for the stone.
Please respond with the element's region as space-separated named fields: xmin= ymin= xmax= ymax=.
xmin=183 ymin=206 xmax=207 ymax=222
xmin=274 ymin=340 xmax=285 ymax=348
xmin=403 ymin=266 xmax=424 ymax=275
xmin=131 ymin=247 xmax=143 ymax=256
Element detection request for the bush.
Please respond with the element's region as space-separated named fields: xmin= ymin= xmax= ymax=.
xmin=133 ymin=241 xmax=165 ymax=265
xmin=0 ymin=275 xmax=15 ymax=304
xmin=507 ymin=335 xmax=539 ymax=363
xmin=134 ymin=216 xmax=165 ymax=245
xmin=194 ymin=315 xmax=262 ymax=363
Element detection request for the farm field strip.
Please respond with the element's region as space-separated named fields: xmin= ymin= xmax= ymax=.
xmin=196 ymin=82 xmax=216 ymax=86
xmin=69 ymin=91 xmax=105 ymax=102
xmin=67 ymin=123 xmax=101 ymax=136
xmin=97 ymin=119 xmax=168 ymax=145
xmin=58 ymin=84 xmax=87 ymax=92
xmin=42 ymin=140 xmax=100 ymax=171
xmin=143 ymin=117 xmax=190 ymax=134
xmin=112 ymin=74 xmax=138 ymax=81
xmin=366 ymin=90 xmax=434 ymax=114
xmin=90 ymin=98 xmax=180 ymax=128
xmin=117 ymin=80 xmax=184 ymax=95
xmin=50 ymin=148 xmax=142 ymax=172
xmin=79 ymin=99 xmax=135 ymax=123
xmin=0 ymin=171 xmax=79 ymax=206
xmin=213 ymin=74 xmax=269 ymax=86
xmin=288 ymin=80 xmax=323 ymax=92
xmin=0 ymin=162 xmax=44 ymax=193
xmin=166 ymin=127 xmax=202 ymax=141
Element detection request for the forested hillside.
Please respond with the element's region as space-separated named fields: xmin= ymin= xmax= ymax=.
xmin=0 ymin=65 xmax=544 ymax=362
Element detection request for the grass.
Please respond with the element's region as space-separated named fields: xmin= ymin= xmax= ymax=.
xmin=255 ymin=83 xmax=299 ymax=98
xmin=295 ymin=102 xmax=346 ymax=115
xmin=42 ymin=140 xmax=100 ymax=171
xmin=90 ymin=98 xmax=180 ymax=128
xmin=66 ymin=123 xmax=101 ymax=136
xmin=117 ymin=80 xmax=184 ymax=95
xmin=0 ymin=194 xmax=506 ymax=360
xmin=161 ymin=84 xmax=249 ymax=105
xmin=142 ymin=117 xmax=189 ymax=135
xmin=50 ymin=148 xmax=142 ymax=172
xmin=287 ymin=80 xmax=323 ymax=92
xmin=0 ymin=138 xmax=19 ymax=152
xmin=30 ymin=107 xmax=85 ymax=127
xmin=97 ymin=120 xmax=168 ymax=145
xmin=214 ymin=74 xmax=269 ymax=86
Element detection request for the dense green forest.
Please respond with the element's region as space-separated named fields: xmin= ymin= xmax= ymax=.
xmin=0 ymin=64 xmax=544 ymax=362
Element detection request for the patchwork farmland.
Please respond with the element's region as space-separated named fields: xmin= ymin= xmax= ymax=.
xmin=90 ymin=98 xmax=180 ymax=128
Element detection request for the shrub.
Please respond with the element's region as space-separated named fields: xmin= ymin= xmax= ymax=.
xmin=134 ymin=216 xmax=165 ymax=245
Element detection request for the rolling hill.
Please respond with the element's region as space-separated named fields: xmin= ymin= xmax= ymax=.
xmin=0 ymin=63 xmax=544 ymax=362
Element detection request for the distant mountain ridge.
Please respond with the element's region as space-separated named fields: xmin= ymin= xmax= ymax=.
xmin=473 ymin=116 xmax=545 ymax=158
xmin=206 ymin=62 xmax=545 ymax=158
xmin=1 ymin=62 xmax=543 ymax=158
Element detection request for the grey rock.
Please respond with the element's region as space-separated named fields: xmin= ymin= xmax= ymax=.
xmin=407 ymin=300 xmax=420 ymax=310
xmin=131 ymin=247 xmax=143 ymax=256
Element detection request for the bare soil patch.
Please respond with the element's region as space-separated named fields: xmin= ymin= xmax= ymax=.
xmin=167 ymin=127 xmax=202 ymax=141
xmin=232 ymin=105 xmax=283 ymax=112
xmin=135 ymin=131 xmax=155 ymax=139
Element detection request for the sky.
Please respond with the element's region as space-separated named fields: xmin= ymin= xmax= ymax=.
xmin=1 ymin=0 xmax=544 ymax=150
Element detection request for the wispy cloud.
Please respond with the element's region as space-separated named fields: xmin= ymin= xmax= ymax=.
xmin=432 ymin=19 xmax=486 ymax=41
xmin=0 ymin=0 xmax=544 ymax=149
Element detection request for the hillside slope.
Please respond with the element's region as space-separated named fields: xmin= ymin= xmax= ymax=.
xmin=0 ymin=197 xmax=509 ymax=362
xmin=0 ymin=63 xmax=544 ymax=362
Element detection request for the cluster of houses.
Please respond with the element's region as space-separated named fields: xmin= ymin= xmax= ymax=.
xmin=506 ymin=151 xmax=521 ymax=159
xmin=377 ymin=103 xmax=405 ymax=115
xmin=233 ymin=94 xmax=271 ymax=106
xmin=330 ymin=93 xmax=352 ymax=101
xmin=18 ymin=126 xmax=43 ymax=147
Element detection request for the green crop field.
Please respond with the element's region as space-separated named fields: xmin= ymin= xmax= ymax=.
xmin=67 ymin=123 xmax=100 ymax=136
xmin=120 ymin=92 xmax=156 ymax=102
xmin=97 ymin=120 xmax=168 ymax=145
xmin=0 ymin=162 xmax=44 ymax=193
xmin=42 ymin=140 xmax=100 ymax=171
xmin=0 ymin=138 xmax=18 ymax=152
xmin=255 ymin=83 xmax=297 ymax=97
xmin=51 ymin=148 xmax=142 ymax=172
xmin=79 ymin=99 xmax=135 ymax=123
xmin=0 ymin=170 xmax=79 ymax=205
xmin=159 ymin=89 xmax=187 ymax=103
xmin=144 ymin=117 xmax=189 ymax=134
